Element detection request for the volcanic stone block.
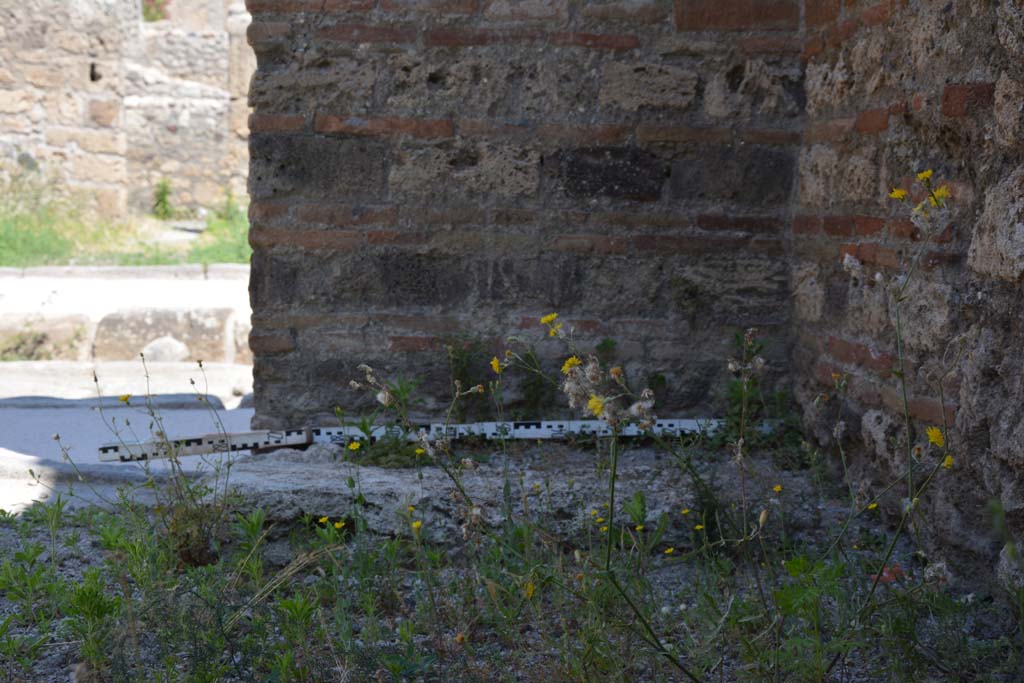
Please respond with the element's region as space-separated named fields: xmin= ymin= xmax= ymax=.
xmin=598 ymin=62 xmax=699 ymax=111
xmin=93 ymin=309 xmax=235 ymax=362
xmin=968 ymin=167 xmax=1024 ymax=282
xmin=548 ymin=147 xmax=667 ymax=202
xmin=250 ymin=58 xmax=378 ymax=113
xmin=671 ymin=146 xmax=794 ymax=206
xmin=249 ymin=134 xmax=388 ymax=200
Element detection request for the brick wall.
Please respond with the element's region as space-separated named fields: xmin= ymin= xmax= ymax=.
xmin=245 ymin=0 xmax=805 ymax=427
xmin=794 ymin=0 xmax=1024 ymax=572
xmin=247 ymin=0 xmax=1024 ymax=575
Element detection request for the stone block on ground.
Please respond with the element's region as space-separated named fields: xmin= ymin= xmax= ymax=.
xmin=93 ymin=308 xmax=237 ymax=363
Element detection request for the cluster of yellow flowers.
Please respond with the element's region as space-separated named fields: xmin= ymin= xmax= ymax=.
xmin=888 ymin=169 xmax=951 ymax=213
xmin=540 ymin=312 xmax=563 ymax=338
xmin=317 ymin=516 xmax=346 ymax=531
xmin=926 ymin=426 xmax=954 ymax=469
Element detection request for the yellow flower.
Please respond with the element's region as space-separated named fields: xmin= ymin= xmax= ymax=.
xmin=118 ymin=394 xmax=131 ymax=404
xmin=540 ymin=312 xmax=558 ymax=325
xmin=635 ymin=524 xmax=644 ymax=532
xmin=407 ymin=505 xmax=415 ymax=513
xmin=334 ymin=521 xmax=345 ymax=529
xmin=933 ymin=184 xmax=950 ymax=199
xmin=773 ymin=484 xmax=782 ymax=493
xmin=348 ymin=441 xmax=361 ymax=451
xmin=561 ymin=356 xmax=582 ymax=374
xmin=943 ymin=454 xmax=954 ymax=469
xmin=596 ymin=517 xmax=605 ymax=524
xmin=610 ymin=366 xmax=623 ymax=379
xmin=917 ymin=169 xmax=933 ymax=181
xmin=490 ymin=356 xmax=501 ymax=374
xmin=888 ymin=188 xmax=908 ymax=200
xmin=524 ymin=581 xmax=535 ymax=600
xmin=590 ymin=509 xmax=598 ymax=517
xmin=664 ymin=547 xmax=675 ymax=555
xmin=867 ymin=502 xmax=878 ymax=510
xmin=599 ymin=526 xmax=609 ymax=533
xmin=587 ymin=395 xmax=606 ymax=418
xmin=694 ymin=524 xmax=705 ymax=531
xmin=548 ymin=323 xmax=563 ymax=337
xmin=411 ymin=520 xmax=422 ymax=531
xmin=926 ymin=426 xmax=945 ymax=448
xmin=681 ymin=508 xmax=690 ymax=515
xmin=318 ymin=516 xmax=328 ymax=524
xmin=415 ymin=448 xmax=425 ymax=456
xmin=454 ymin=632 xmax=466 ymax=644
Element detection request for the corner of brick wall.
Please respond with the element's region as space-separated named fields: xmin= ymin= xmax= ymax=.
xmin=793 ymin=0 xmax=1024 ymax=571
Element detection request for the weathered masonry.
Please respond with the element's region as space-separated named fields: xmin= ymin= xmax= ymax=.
xmin=247 ymin=0 xmax=1024 ymax=576
xmin=246 ymin=0 xmax=802 ymax=424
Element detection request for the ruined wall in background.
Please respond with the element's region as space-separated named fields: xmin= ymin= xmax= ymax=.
xmin=245 ymin=0 xmax=805 ymax=427
xmin=0 ymin=0 xmax=255 ymax=215
xmin=792 ymin=0 xmax=1024 ymax=576
xmin=124 ymin=1 xmax=255 ymax=209
xmin=0 ymin=0 xmax=137 ymax=215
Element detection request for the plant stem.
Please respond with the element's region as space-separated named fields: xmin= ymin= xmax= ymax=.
xmin=894 ymin=302 xmax=914 ymax=503
xmin=605 ymin=434 xmax=619 ymax=572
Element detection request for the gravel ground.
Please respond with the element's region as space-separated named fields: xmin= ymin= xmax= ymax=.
xmin=0 ymin=442 xmax=1000 ymax=682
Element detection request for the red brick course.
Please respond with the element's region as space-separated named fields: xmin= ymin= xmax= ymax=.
xmin=806 ymin=0 xmax=840 ymax=27
xmin=295 ymin=203 xmax=398 ymax=226
xmin=636 ymin=125 xmax=731 ymax=143
xmin=826 ymin=336 xmax=894 ymax=376
xmin=674 ymin=0 xmax=799 ymax=31
xmin=247 ymin=0 xmax=374 ymax=12
xmin=581 ymin=1 xmax=666 ymax=24
xmin=249 ymin=331 xmax=295 ymax=355
xmin=424 ymin=27 xmax=544 ymax=47
xmin=549 ymin=32 xmax=640 ymax=50
xmin=941 ymin=83 xmax=996 ymax=117
xmin=315 ymin=23 xmax=417 ymax=44
xmin=249 ymin=113 xmax=307 ymax=133
xmin=315 ymin=115 xmax=454 ymax=139
xmin=388 ymin=336 xmax=440 ymax=352
xmin=854 ymin=107 xmax=890 ymax=134
xmin=250 ymin=228 xmax=363 ymax=251
xmin=380 ymin=0 xmax=478 ymax=13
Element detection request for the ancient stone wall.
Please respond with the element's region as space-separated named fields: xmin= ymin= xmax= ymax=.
xmin=248 ymin=0 xmax=1024 ymax=579
xmin=0 ymin=0 xmax=254 ymax=215
xmin=792 ymin=0 xmax=1024 ymax=574
xmin=245 ymin=0 xmax=805 ymax=427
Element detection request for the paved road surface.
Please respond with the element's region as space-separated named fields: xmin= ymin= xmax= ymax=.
xmin=0 ymin=406 xmax=255 ymax=513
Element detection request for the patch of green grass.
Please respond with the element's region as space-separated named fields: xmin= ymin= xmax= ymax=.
xmin=0 ymin=164 xmax=250 ymax=267
xmin=187 ymin=197 xmax=251 ymax=265
xmin=0 ymin=167 xmax=82 ymax=267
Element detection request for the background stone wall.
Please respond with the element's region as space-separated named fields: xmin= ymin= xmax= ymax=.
xmin=793 ymin=0 xmax=1024 ymax=574
xmin=0 ymin=0 xmax=255 ymax=215
xmin=245 ymin=0 xmax=805 ymax=427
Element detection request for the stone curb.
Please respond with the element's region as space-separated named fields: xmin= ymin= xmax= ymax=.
xmin=0 ymin=264 xmax=250 ymax=280
xmin=0 ymin=394 xmax=227 ymax=410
